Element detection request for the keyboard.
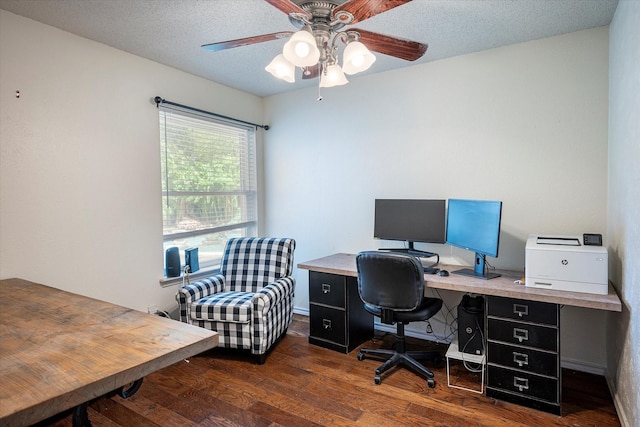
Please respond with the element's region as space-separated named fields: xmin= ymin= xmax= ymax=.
xmin=423 ymin=266 xmax=440 ymax=274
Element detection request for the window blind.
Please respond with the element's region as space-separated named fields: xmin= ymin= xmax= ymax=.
xmin=159 ymin=105 xmax=257 ymax=268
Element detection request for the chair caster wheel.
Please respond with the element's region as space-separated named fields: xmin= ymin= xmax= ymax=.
xmin=357 ymin=352 xmax=365 ymax=361
xmin=374 ymin=375 xmax=381 ymax=385
xmin=427 ymin=378 xmax=435 ymax=388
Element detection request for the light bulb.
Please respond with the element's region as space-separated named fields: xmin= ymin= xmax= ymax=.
xmin=351 ymin=54 xmax=364 ymax=67
xmin=283 ymin=30 xmax=320 ymax=67
xmin=320 ymin=64 xmax=348 ymax=88
xmin=342 ymin=41 xmax=376 ymax=75
xmin=295 ymin=42 xmax=310 ymax=58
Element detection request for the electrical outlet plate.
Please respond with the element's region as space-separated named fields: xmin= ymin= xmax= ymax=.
xmin=147 ymin=305 xmax=158 ymax=314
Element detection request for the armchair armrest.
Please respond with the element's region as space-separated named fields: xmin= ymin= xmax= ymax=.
xmin=253 ymin=276 xmax=295 ymax=312
xmin=175 ymin=274 xmax=225 ymax=323
xmin=251 ymin=276 xmax=296 ymax=356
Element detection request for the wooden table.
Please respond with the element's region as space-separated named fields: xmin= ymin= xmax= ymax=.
xmin=0 ymin=278 xmax=219 ymax=427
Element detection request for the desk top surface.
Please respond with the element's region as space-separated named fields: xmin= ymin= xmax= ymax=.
xmin=0 ymin=278 xmax=219 ymax=426
xmin=298 ymin=253 xmax=622 ymax=312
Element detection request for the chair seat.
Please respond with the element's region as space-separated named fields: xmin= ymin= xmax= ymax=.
xmin=364 ymin=297 xmax=443 ymax=323
xmin=190 ymin=291 xmax=254 ymax=323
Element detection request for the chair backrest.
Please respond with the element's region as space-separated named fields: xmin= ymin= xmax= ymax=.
xmin=356 ymin=251 xmax=425 ymax=311
xmin=221 ymin=237 xmax=296 ymax=292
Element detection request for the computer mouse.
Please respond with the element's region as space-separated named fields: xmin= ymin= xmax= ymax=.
xmin=438 ymin=270 xmax=449 ymax=277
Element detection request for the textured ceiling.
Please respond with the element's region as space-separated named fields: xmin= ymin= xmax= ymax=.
xmin=0 ymin=0 xmax=619 ymax=97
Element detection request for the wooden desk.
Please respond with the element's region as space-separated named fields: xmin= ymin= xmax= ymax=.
xmin=298 ymin=253 xmax=622 ymax=312
xmin=298 ymin=253 xmax=622 ymax=415
xmin=0 ymin=278 xmax=219 ymax=427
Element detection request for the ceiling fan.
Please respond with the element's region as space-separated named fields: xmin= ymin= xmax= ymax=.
xmin=201 ymin=0 xmax=428 ymax=91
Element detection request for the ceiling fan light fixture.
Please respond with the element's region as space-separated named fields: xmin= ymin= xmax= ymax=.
xmin=342 ymin=41 xmax=376 ymax=75
xmin=282 ymin=30 xmax=320 ymax=67
xmin=319 ymin=64 xmax=348 ymax=88
xmin=265 ymin=54 xmax=295 ymax=83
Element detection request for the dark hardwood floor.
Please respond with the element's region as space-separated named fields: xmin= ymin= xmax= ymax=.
xmin=36 ymin=315 xmax=620 ymax=426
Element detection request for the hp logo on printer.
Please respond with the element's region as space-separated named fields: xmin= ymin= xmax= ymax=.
xmin=561 ymin=259 xmax=568 ymax=265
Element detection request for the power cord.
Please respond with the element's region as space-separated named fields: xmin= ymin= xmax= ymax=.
xmin=182 ymin=265 xmax=191 ymax=286
xmin=423 ymin=288 xmax=458 ymax=343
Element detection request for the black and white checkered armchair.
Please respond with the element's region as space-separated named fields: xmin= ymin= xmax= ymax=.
xmin=176 ymin=237 xmax=296 ymax=364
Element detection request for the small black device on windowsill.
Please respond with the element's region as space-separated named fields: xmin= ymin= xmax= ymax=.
xmin=583 ymin=233 xmax=603 ymax=246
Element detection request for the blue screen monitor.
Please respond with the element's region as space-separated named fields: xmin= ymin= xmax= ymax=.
xmin=446 ymin=198 xmax=503 ymax=279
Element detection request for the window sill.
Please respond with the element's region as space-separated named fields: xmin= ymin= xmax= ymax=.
xmin=159 ymin=266 xmax=221 ymax=288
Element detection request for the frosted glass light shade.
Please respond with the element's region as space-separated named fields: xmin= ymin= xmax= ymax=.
xmin=320 ymin=64 xmax=348 ymax=87
xmin=265 ymin=54 xmax=295 ymax=83
xmin=283 ymin=30 xmax=320 ymax=67
xmin=342 ymin=41 xmax=376 ymax=75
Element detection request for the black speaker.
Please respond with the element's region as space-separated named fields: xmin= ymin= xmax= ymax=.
xmin=165 ymin=247 xmax=181 ymax=278
xmin=457 ymin=295 xmax=485 ymax=355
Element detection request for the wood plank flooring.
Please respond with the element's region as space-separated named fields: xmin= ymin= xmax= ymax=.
xmin=34 ymin=315 xmax=620 ymax=427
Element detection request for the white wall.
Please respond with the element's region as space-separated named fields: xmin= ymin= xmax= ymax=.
xmin=0 ymin=10 xmax=264 ymax=312
xmin=607 ymin=2 xmax=640 ymax=426
xmin=264 ymin=28 xmax=610 ymax=369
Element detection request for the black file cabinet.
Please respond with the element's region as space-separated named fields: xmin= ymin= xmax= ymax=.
xmin=486 ymin=296 xmax=561 ymax=415
xmin=308 ymin=271 xmax=374 ymax=353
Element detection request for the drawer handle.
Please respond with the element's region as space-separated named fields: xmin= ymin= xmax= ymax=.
xmin=513 ymin=352 xmax=529 ymax=367
xmin=514 ymin=376 xmax=529 ymax=392
xmin=513 ymin=303 xmax=529 ymax=317
xmin=322 ymin=319 xmax=332 ymax=331
xmin=513 ymin=328 xmax=529 ymax=343
xmin=321 ymin=283 xmax=331 ymax=294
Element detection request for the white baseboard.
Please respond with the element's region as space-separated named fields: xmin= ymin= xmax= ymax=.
xmin=560 ymin=358 xmax=605 ymax=376
xmin=606 ymin=374 xmax=632 ymax=427
xmin=293 ymin=307 xmax=310 ymax=316
xmin=374 ymin=323 xmax=453 ymax=344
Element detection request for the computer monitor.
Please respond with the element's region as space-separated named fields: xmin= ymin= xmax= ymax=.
xmin=446 ymin=198 xmax=503 ymax=279
xmin=374 ymin=199 xmax=446 ymax=258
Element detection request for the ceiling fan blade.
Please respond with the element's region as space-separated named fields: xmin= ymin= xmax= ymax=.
xmin=333 ymin=0 xmax=413 ymax=24
xmin=264 ymin=0 xmax=311 ymax=18
xmin=201 ymin=32 xmax=292 ymax=52
xmin=302 ymin=63 xmax=321 ymax=80
xmin=352 ymin=28 xmax=428 ymax=61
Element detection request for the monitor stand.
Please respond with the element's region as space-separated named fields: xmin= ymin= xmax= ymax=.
xmin=453 ymin=253 xmax=501 ymax=280
xmin=379 ymin=241 xmax=439 ymax=260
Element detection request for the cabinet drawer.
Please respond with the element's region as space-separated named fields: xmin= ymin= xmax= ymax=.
xmin=309 ymin=272 xmax=346 ymax=308
xmin=488 ymin=365 xmax=559 ymax=403
xmin=487 ymin=296 xmax=558 ymax=326
xmin=309 ymin=305 xmax=346 ymax=345
xmin=487 ymin=318 xmax=558 ymax=352
xmin=488 ymin=341 xmax=558 ymax=377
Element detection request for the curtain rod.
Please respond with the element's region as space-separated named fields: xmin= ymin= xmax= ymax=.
xmin=154 ymin=96 xmax=269 ymax=130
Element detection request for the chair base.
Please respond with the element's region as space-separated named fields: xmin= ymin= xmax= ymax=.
xmin=358 ymin=347 xmax=439 ymax=387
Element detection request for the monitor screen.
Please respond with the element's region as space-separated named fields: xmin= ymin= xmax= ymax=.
xmin=446 ymin=199 xmax=502 ymax=258
xmin=374 ymin=199 xmax=446 ymax=244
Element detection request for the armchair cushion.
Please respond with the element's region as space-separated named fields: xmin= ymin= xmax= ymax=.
xmin=191 ymin=291 xmax=253 ymax=323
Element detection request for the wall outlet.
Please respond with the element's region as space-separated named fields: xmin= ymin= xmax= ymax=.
xmin=147 ymin=305 xmax=158 ymax=315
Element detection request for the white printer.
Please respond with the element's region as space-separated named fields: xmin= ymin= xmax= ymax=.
xmin=525 ymin=235 xmax=608 ymax=295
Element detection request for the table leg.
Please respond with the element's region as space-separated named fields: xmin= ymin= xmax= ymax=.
xmin=72 ymin=403 xmax=91 ymax=427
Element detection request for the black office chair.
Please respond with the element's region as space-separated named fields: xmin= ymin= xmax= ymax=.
xmin=356 ymin=251 xmax=443 ymax=387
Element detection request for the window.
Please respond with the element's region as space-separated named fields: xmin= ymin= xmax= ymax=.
xmin=159 ymin=105 xmax=257 ymax=273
